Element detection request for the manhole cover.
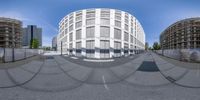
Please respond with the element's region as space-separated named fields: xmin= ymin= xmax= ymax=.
xmin=137 ymin=61 xmax=159 ymax=72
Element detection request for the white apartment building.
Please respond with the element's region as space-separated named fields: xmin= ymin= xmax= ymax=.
xmin=57 ymin=8 xmax=145 ymax=58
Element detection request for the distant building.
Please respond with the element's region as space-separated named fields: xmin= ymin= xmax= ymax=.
xmin=0 ymin=17 xmax=22 ymax=48
xmin=22 ymin=25 xmax=42 ymax=48
xmin=52 ymin=36 xmax=57 ymax=51
xmin=160 ymin=17 xmax=200 ymax=49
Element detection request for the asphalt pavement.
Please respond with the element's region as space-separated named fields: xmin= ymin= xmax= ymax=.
xmin=0 ymin=52 xmax=200 ymax=100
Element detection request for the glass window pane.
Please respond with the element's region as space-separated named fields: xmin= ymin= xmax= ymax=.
xmin=101 ymin=10 xmax=110 ymax=18
xmin=100 ymin=26 xmax=110 ymax=37
xmin=69 ymin=33 xmax=73 ymax=41
xmin=86 ymin=27 xmax=95 ymax=38
xmin=115 ymin=20 xmax=121 ymax=27
xmin=69 ymin=25 xmax=73 ymax=32
xmin=101 ymin=18 xmax=110 ymax=25
xmin=131 ymin=35 xmax=133 ymax=43
xmin=75 ymin=21 xmax=82 ymax=28
xmin=86 ymin=19 xmax=95 ymax=25
xmin=100 ymin=40 xmax=110 ymax=49
xmin=114 ymin=28 xmax=121 ymax=40
xmin=86 ymin=11 xmax=95 ymax=18
xmin=114 ymin=41 xmax=121 ymax=49
xmin=76 ymin=29 xmax=81 ymax=40
xmin=124 ymin=32 xmax=129 ymax=42
xmin=125 ymin=24 xmax=129 ymax=31
xmin=69 ymin=43 xmax=73 ymax=49
xmin=76 ymin=42 xmax=81 ymax=49
xmin=86 ymin=40 xmax=95 ymax=49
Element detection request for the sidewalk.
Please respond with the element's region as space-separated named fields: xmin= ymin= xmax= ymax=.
xmin=0 ymin=56 xmax=42 ymax=69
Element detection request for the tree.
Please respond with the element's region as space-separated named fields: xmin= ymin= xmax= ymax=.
xmin=145 ymin=42 xmax=149 ymax=50
xmin=153 ymin=42 xmax=161 ymax=50
xmin=30 ymin=38 xmax=39 ymax=49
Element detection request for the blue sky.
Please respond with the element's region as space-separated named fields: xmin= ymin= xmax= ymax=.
xmin=0 ymin=0 xmax=200 ymax=46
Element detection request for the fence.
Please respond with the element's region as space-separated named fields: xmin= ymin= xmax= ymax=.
xmin=155 ymin=49 xmax=200 ymax=63
xmin=0 ymin=48 xmax=44 ymax=63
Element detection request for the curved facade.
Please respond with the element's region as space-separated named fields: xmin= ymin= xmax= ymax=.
xmin=0 ymin=17 xmax=22 ymax=48
xmin=57 ymin=8 xmax=145 ymax=58
xmin=160 ymin=17 xmax=200 ymax=49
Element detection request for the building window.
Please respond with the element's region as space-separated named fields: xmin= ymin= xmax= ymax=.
xmin=115 ymin=10 xmax=121 ymax=20
xmin=65 ymin=28 xmax=68 ymax=34
xmin=114 ymin=28 xmax=121 ymax=40
xmin=69 ymin=25 xmax=73 ymax=32
xmin=69 ymin=15 xmax=73 ymax=25
xmin=134 ymin=37 xmax=136 ymax=44
xmin=115 ymin=20 xmax=121 ymax=27
xmin=86 ymin=26 xmax=95 ymax=38
xmin=76 ymin=12 xmax=82 ymax=21
xmin=69 ymin=32 xmax=73 ymax=42
xmin=125 ymin=13 xmax=129 ymax=24
xmin=76 ymin=42 xmax=81 ymax=56
xmin=100 ymin=26 xmax=110 ymax=38
xmin=76 ymin=42 xmax=81 ymax=49
xmin=69 ymin=43 xmax=73 ymax=49
xmin=114 ymin=41 xmax=121 ymax=49
xmin=76 ymin=16 xmax=82 ymax=22
xmin=100 ymin=18 xmax=110 ymax=25
xmin=130 ymin=35 xmax=133 ymax=43
xmin=86 ymin=19 xmax=95 ymax=25
xmin=100 ymin=40 xmax=110 ymax=58
xmin=100 ymin=40 xmax=110 ymax=49
xmin=63 ymin=36 xmax=68 ymax=42
xmin=65 ymin=18 xmax=68 ymax=23
xmin=124 ymin=43 xmax=129 ymax=53
xmin=114 ymin=41 xmax=121 ymax=55
xmin=75 ymin=21 xmax=82 ymax=28
xmin=76 ymin=29 xmax=81 ymax=40
xmin=124 ymin=32 xmax=129 ymax=42
xmin=65 ymin=23 xmax=68 ymax=28
xmin=101 ymin=9 xmax=110 ymax=18
xmin=86 ymin=10 xmax=95 ymax=18
xmin=86 ymin=40 xmax=95 ymax=49
xmin=131 ymin=28 xmax=134 ymax=34
xmin=125 ymin=24 xmax=129 ymax=31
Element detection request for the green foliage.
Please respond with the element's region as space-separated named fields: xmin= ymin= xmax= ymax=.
xmin=30 ymin=38 xmax=39 ymax=49
xmin=153 ymin=42 xmax=161 ymax=50
xmin=42 ymin=46 xmax=51 ymax=51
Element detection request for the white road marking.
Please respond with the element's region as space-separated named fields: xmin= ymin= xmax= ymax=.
xmin=83 ymin=59 xmax=114 ymax=62
xmin=70 ymin=57 xmax=78 ymax=59
xmin=102 ymin=75 xmax=109 ymax=90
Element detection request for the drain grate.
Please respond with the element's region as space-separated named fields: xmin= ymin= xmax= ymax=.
xmin=138 ymin=61 xmax=159 ymax=72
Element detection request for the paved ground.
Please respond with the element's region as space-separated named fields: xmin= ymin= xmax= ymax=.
xmin=0 ymin=52 xmax=200 ymax=100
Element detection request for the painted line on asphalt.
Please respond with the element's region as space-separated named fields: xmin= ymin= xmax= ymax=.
xmin=70 ymin=57 xmax=78 ymax=59
xmin=83 ymin=59 xmax=114 ymax=62
xmin=102 ymin=75 xmax=109 ymax=90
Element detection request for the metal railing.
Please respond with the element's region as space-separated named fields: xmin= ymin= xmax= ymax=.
xmin=155 ymin=49 xmax=200 ymax=63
